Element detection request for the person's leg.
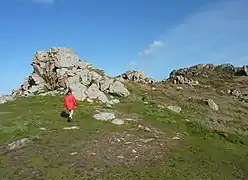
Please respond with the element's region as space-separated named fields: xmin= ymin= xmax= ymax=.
xmin=69 ymin=110 xmax=74 ymax=118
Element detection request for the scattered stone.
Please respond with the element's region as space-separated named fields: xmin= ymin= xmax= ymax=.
xmin=204 ymin=99 xmax=219 ymax=111
xmin=111 ymin=119 xmax=125 ymax=125
xmin=40 ymin=127 xmax=46 ymax=130
xmin=105 ymin=103 xmax=112 ymax=108
xmin=172 ymin=136 xmax=180 ymax=140
xmin=93 ymin=112 xmax=115 ymax=121
xmin=39 ymin=91 xmax=60 ymax=96
xmin=109 ymin=99 xmax=120 ymax=105
xmin=117 ymin=155 xmax=124 ymax=159
xmin=167 ymin=106 xmax=182 ymax=113
xmin=240 ymin=95 xmax=248 ymax=103
xmin=6 ymin=138 xmax=30 ymax=150
xmin=157 ymin=104 xmax=167 ymax=109
xmin=138 ymin=125 xmax=151 ymax=132
xmin=132 ymin=149 xmax=137 ymax=153
xmin=86 ymin=98 xmax=93 ymax=103
xmin=70 ymin=152 xmax=78 ymax=155
xmin=229 ymin=89 xmax=242 ymax=97
xmin=114 ymin=138 xmax=121 ymax=142
xmin=227 ymin=89 xmax=232 ymax=94
xmin=176 ymin=86 xmax=184 ymax=90
xmin=90 ymin=153 xmax=96 ymax=156
xmin=124 ymin=142 xmax=132 ymax=145
xmin=63 ymin=126 xmax=80 ymax=130
xmin=143 ymin=101 xmax=149 ymax=104
xmin=140 ymin=138 xmax=154 ymax=143
xmin=144 ymin=127 xmax=151 ymax=132
xmin=125 ymin=118 xmax=136 ymax=122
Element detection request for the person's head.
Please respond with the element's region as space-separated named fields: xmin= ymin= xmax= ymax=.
xmin=67 ymin=89 xmax=72 ymax=95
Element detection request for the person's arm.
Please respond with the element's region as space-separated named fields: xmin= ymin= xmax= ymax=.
xmin=73 ymin=96 xmax=77 ymax=108
xmin=64 ymin=97 xmax=67 ymax=109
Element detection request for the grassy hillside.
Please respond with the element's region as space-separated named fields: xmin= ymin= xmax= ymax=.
xmin=1 ymin=78 xmax=248 ymax=179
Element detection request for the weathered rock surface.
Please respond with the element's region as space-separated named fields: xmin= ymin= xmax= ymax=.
xmin=12 ymin=47 xmax=130 ymax=103
xmin=116 ymin=70 xmax=155 ymax=84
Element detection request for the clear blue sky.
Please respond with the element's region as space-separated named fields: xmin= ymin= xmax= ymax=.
xmin=1 ymin=0 xmax=248 ymax=94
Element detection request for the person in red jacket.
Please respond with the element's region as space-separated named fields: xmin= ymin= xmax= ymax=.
xmin=64 ymin=89 xmax=77 ymax=122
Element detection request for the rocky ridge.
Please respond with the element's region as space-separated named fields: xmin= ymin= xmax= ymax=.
xmin=9 ymin=47 xmax=130 ymax=105
xmin=168 ymin=63 xmax=248 ymax=86
xmin=1 ymin=50 xmax=248 ymax=105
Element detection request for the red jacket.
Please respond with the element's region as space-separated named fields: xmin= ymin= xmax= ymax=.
xmin=64 ymin=93 xmax=77 ymax=110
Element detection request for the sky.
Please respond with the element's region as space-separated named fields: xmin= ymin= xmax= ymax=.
xmin=1 ymin=0 xmax=248 ymax=94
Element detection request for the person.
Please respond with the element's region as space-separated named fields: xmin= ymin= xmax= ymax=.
xmin=64 ymin=89 xmax=77 ymax=122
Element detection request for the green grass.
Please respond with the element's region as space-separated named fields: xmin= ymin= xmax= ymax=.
xmin=1 ymin=88 xmax=248 ymax=179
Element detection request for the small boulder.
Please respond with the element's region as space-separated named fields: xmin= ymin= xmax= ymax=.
xmin=230 ymin=89 xmax=242 ymax=97
xmin=63 ymin=126 xmax=80 ymax=130
xmin=106 ymin=103 xmax=113 ymax=108
xmin=109 ymin=99 xmax=120 ymax=105
xmin=204 ymin=99 xmax=219 ymax=111
xmin=6 ymin=138 xmax=30 ymax=150
xmin=111 ymin=119 xmax=125 ymax=125
xmin=93 ymin=112 xmax=115 ymax=121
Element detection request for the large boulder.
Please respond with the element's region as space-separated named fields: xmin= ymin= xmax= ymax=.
xmin=85 ymin=84 xmax=109 ymax=103
xmin=70 ymin=83 xmax=87 ymax=101
xmin=244 ymin=65 xmax=248 ymax=76
xmin=109 ymin=81 xmax=130 ymax=97
xmin=51 ymin=47 xmax=80 ymax=68
xmin=12 ymin=47 xmax=130 ymax=104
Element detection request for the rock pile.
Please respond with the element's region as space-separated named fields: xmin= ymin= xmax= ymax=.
xmin=12 ymin=47 xmax=130 ymax=104
xmin=172 ymin=75 xmax=199 ymax=86
xmin=0 ymin=95 xmax=14 ymax=104
xmin=168 ymin=63 xmax=248 ymax=85
xmin=169 ymin=64 xmax=215 ymax=78
xmin=169 ymin=63 xmax=248 ymax=79
xmin=116 ymin=70 xmax=155 ymax=84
